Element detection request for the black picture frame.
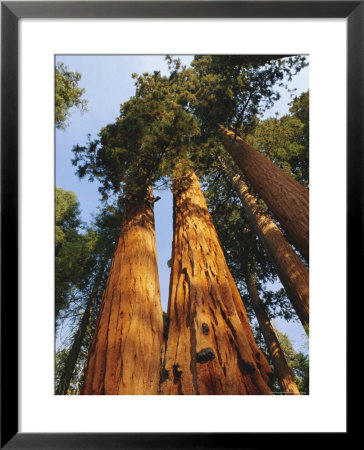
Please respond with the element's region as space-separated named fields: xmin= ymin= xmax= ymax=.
xmin=1 ymin=1 xmax=357 ymax=448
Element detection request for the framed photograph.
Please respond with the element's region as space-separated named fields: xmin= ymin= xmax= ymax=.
xmin=2 ymin=1 xmax=357 ymax=447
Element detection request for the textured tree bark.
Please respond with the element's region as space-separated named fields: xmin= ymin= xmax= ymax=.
xmin=161 ymin=169 xmax=272 ymax=395
xmin=82 ymin=187 xmax=164 ymax=395
xmin=226 ymin=169 xmax=309 ymax=330
xmin=56 ymin=262 xmax=108 ymax=395
xmin=245 ymin=273 xmax=301 ymax=395
xmin=218 ymin=125 xmax=309 ymax=262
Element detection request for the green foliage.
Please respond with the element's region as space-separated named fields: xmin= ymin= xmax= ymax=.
xmin=55 ymin=62 xmax=88 ymax=130
xmin=55 ymin=187 xmax=81 ymax=254
xmin=251 ymin=325 xmax=309 ymax=395
xmin=55 ymin=227 xmax=96 ymax=320
xmin=72 ymin=55 xmax=308 ymax=201
xmin=55 ymin=188 xmax=86 ymax=317
xmin=290 ymin=89 xmax=309 ymax=124
xmin=275 ymin=329 xmax=309 ymax=394
xmin=72 ymin=67 xmax=199 ymax=200
xmin=191 ymin=55 xmax=308 ymax=135
xmin=245 ymin=91 xmax=309 ymax=187
xmin=287 ymin=91 xmax=309 ymax=185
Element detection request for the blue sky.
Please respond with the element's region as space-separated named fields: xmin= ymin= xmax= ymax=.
xmin=56 ymin=55 xmax=309 ymax=352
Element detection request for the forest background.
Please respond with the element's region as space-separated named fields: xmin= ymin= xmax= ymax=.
xmin=56 ymin=54 xmax=308 ymax=347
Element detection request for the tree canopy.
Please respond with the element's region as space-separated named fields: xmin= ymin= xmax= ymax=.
xmin=190 ymin=55 xmax=308 ymax=136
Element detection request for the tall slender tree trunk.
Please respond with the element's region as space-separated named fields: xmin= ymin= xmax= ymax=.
xmin=245 ymin=272 xmax=301 ymax=395
xmin=82 ymin=187 xmax=164 ymax=395
xmin=224 ymin=166 xmax=309 ymax=330
xmin=161 ymin=169 xmax=272 ymax=395
xmin=56 ymin=261 xmax=108 ymax=395
xmin=218 ymin=125 xmax=309 ymax=262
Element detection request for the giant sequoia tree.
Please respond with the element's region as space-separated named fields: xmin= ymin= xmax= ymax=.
xmin=72 ymin=91 xmax=173 ymax=394
xmin=82 ymin=188 xmax=164 ymax=394
xmin=161 ymin=167 xmax=272 ymax=394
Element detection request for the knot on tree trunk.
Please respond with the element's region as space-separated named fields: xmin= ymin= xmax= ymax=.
xmin=196 ymin=348 xmax=216 ymax=364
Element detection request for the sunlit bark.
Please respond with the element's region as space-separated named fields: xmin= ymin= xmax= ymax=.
xmin=82 ymin=187 xmax=164 ymax=395
xmin=161 ymin=169 xmax=272 ymax=395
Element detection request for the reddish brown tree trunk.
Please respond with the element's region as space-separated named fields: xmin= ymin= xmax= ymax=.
xmin=161 ymin=169 xmax=272 ymax=395
xmin=82 ymin=188 xmax=164 ymax=395
xmin=227 ymin=169 xmax=309 ymax=330
xmin=245 ymin=273 xmax=300 ymax=395
xmin=219 ymin=125 xmax=309 ymax=262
